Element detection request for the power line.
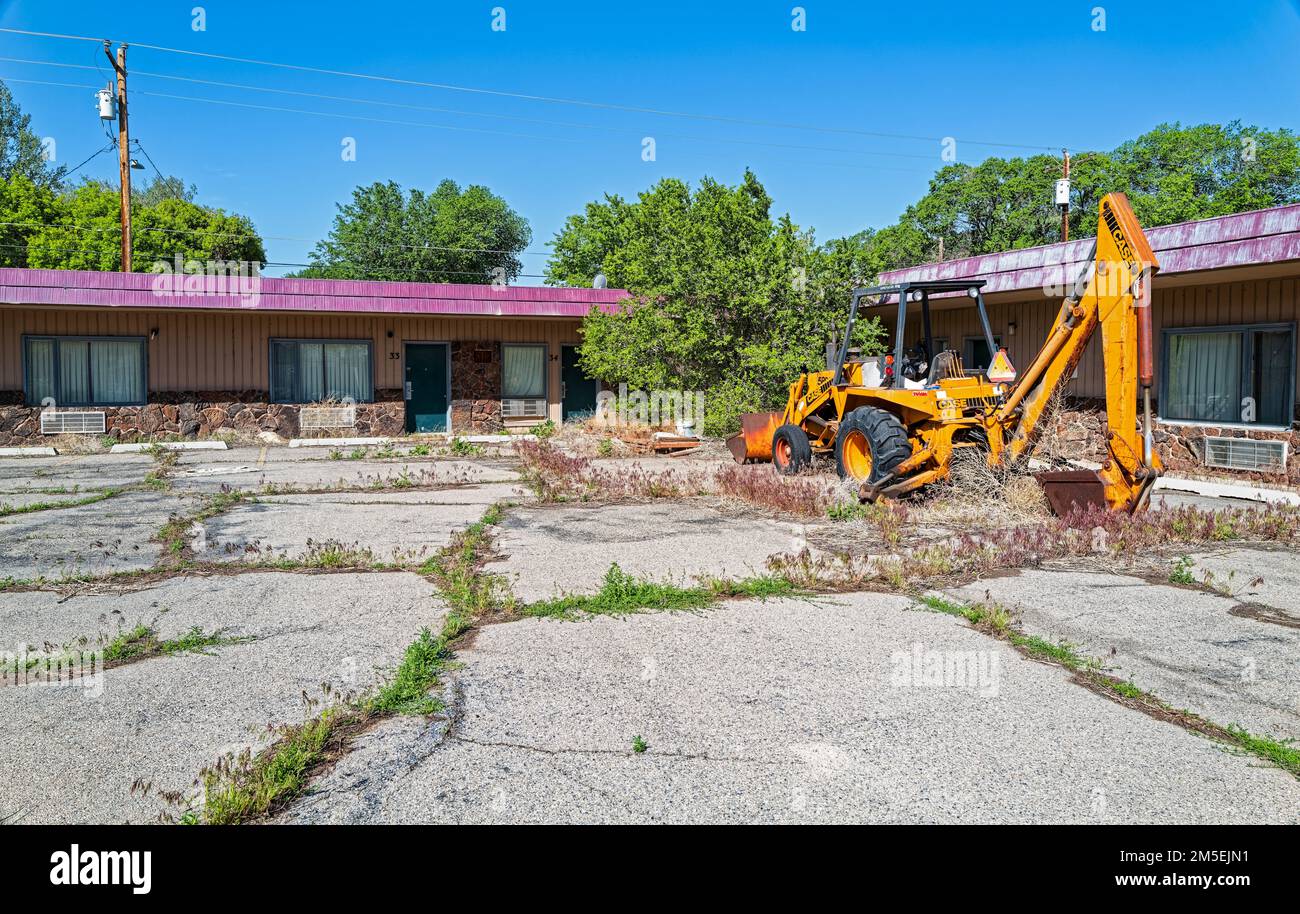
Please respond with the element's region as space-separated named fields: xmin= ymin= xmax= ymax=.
xmin=0 ymin=56 xmax=948 ymax=164
xmin=0 ymin=73 xmax=941 ymax=177
xmin=0 ymin=26 xmax=1066 ymax=152
xmin=62 ymin=142 xmax=116 ymax=178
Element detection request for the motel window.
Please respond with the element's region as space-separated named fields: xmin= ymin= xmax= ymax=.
xmin=23 ymin=336 xmax=147 ymax=407
xmin=270 ymin=340 xmax=373 ymax=404
xmin=1161 ymin=324 xmax=1295 ymax=427
xmin=502 ymin=344 xmax=546 ymax=399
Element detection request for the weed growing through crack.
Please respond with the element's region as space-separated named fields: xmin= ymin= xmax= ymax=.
xmin=522 ymin=563 xmax=713 ymax=619
xmin=1169 ymin=556 xmax=1196 ymax=585
xmin=101 ymin=623 xmax=250 ymax=666
xmin=143 ymin=443 xmax=180 ymax=490
xmin=632 ymin=735 xmax=648 ymax=754
xmin=0 ymin=488 xmax=122 ymax=518
xmin=448 ymin=437 xmax=485 ymax=457
xmin=183 ymin=503 xmax=515 ymax=824
xmin=328 ymin=448 xmax=343 ymax=461
xmin=156 ymin=488 xmax=250 ymax=559
xmin=410 ymin=443 xmax=432 ymax=457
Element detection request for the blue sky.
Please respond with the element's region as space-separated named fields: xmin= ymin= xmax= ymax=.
xmin=1 ymin=0 xmax=1298 ymax=282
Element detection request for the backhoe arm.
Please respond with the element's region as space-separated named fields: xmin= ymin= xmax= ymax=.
xmin=993 ymin=192 xmax=1162 ymax=512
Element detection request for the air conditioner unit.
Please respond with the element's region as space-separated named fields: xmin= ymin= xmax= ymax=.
xmin=502 ymin=398 xmax=547 ymax=419
xmin=299 ymin=405 xmax=356 ymax=431
xmin=40 ymin=411 xmax=107 ymax=435
xmin=1202 ymin=436 xmax=1288 ymax=473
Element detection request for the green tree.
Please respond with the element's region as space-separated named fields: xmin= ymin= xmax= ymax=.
xmin=0 ymin=175 xmax=58 ymax=267
xmin=847 ymin=122 xmax=1299 ymax=276
xmin=549 ymin=170 xmax=884 ymax=435
xmin=297 ymin=179 xmax=531 ymax=283
xmin=1112 ymin=122 xmax=1300 ymax=225
xmin=22 ymin=180 xmax=265 ymax=272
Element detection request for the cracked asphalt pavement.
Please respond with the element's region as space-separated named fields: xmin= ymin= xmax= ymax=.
xmin=3 ymin=447 xmax=1299 ymax=824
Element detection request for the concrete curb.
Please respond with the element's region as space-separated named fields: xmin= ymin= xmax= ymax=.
xmin=0 ymin=446 xmax=58 ymax=457
xmin=110 ymin=441 xmax=229 ymax=453
xmin=1028 ymin=456 xmax=1299 ymax=506
xmin=1153 ymin=476 xmax=1300 ymax=506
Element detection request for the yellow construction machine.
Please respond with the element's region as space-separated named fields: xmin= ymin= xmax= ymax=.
xmin=728 ymin=192 xmax=1162 ymax=514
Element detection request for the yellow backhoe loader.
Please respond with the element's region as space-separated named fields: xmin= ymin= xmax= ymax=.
xmin=727 ymin=192 xmax=1162 ymax=514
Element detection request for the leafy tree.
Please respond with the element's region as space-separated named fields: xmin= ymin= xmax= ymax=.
xmin=549 ymin=170 xmax=884 ymax=434
xmin=0 ymin=80 xmax=63 ymax=188
xmin=1112 ymin=122 xmax=1300 ymax=225
xmin=850 ymin=122 xmax=1300 ymax=275
xmin=133 ymin=174 xmax=197 ymax=207
xmin=19 ymin=180 xmax=265 ymax=272
xmin=297 ymin=179 xmax=531 ymax=283
xmin=0 ymin=176 xmax=58 ymax=267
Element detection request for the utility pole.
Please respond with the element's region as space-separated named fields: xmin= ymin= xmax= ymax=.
xmin=105 ymin=41 xmax=131 ymax=271
xmin=1058 ymin=149 xmax=1071 ymax=243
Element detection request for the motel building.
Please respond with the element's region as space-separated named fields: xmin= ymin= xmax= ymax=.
xmin=878 ymin=202 xmax=1300 ymax=485
xmin=0 ymin=270 xmax=625 ymax=445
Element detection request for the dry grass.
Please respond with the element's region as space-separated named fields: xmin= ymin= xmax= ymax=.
xmin=915 ymin=448 xmax=1051 ymax=529
xmin=516 ymin=439 xmax=844 ymax=518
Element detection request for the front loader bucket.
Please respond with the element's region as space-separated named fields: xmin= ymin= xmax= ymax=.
xmin=1034 ymin=469 xmax=1108 ymax=516
xmin=727 ymin=411 xmax=781 ymax=464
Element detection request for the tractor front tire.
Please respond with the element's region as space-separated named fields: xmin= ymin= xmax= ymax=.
xmin=771 ymin=424 xmax=812 ymax=475
xmin=835 ymin=407 xmax=910 ymax=484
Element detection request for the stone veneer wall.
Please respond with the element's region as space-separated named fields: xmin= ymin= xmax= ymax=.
xmin=450 ymin=341 xmax=503 ymax=433
xmin=1044 ymin=398 xmax=1300 ymax=486
xmin=0 ymin=389 xmax=406 ymax=445
xmin=0 ymin=355 xmax=515 ymax=443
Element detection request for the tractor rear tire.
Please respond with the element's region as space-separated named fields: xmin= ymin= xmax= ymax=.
xmin=835 ymin=407 xmax=911 ymax=484
xmin=771 ymin=424 xmax=812 ymax=475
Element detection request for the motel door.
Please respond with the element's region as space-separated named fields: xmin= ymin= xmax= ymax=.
xmin=404 ymin=343 xmax=449 ymax=433
xmin=561 ymin=345 xmax=599 ymax=419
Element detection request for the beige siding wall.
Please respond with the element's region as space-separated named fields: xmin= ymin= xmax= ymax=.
xmin=903 ymin=277 xmax=1299 ymax=408
xmin=0 ymin=307 xmax=583 ymax=422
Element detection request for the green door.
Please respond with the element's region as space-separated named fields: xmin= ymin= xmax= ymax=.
xmin=562 ymin=345 xmax=598 ymax=420
xmin=405 ymin=343 xmax=449 ymax=433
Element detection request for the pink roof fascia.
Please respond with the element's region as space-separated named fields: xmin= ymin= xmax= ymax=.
xmin=0 ymin=268 xmax=630 ymax=318
xmin=879 ymin=203 xmax=1300 ymax=296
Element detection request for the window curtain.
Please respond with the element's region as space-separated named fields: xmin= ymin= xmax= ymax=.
xmin=1165 ymin=331 xmax=1241 ymax=422
xmin=25 ymin=338 xmax=55 ymax=405
xmin=271 ymin=341 xmax=371 ymax=403
xmin=324 ymin=343 xmax=371 ymax=402
xmin=58 ymin=340 xmax=90 ymax=405
xmin=299 ymin=343 xmax=325 ymax=402
xmin=503 ymin=345 xmax=545 ymax=398
xmin=89 ymin=339 xmax=144 ymax=404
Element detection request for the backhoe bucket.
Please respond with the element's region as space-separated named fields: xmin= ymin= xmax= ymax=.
xmin=1033 ymin=469 xmax=1108 ymax=516
xmin=727 ymin=412 xmax=781 ymax=464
